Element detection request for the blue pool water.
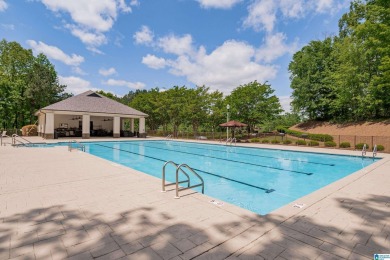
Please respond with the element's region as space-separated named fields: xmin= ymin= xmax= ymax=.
xmin=44 ymin=140 xmax=379 ymax=215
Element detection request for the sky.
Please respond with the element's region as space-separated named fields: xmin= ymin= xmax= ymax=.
xmin=0 ymin=0 xmax=352 ymax=111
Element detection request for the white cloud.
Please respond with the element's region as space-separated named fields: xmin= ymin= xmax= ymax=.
xmin=40 ymin=0 xmax=132 ymax=52
xmin=243 ymin=0 xmax=276 ymax=32
xmin=27 ymin=40 xmax=85 ymax=66
xmin=0 ymin=0 xmax=7 ymax=12
xmin=142 ymin=54 xmax=166 ymax=69
xmin=104 ymin=79 xmax=145 ymax=89
xmin=158 ymin=34 xmax=194 ymax=56
xmin=278 ymin=96 xmax=292 ymax=112
xmin=1 ymin=23 xmax=14 ymax=30
xmin=256 ymin=33 xmax=298 ymax=63
xmin=72 ymin=67 xmax=87 ymax=75
xmin=99 ymin=67 xmax=117 ymax=76
xmin=197 ymin=0 xmax=242 ymax=9
xmin=279 ymin=0 xmax=305 ymax=18
xmin=167 ymin=40 xmax=278 ymax=93
xmin=133 ymin=25 xmax=154 ymax=45
xmin=59 ymin=76 xmax=97 ymax=94
xmin=243 ymin=0 xmax=351 ymax=33
xmin=67 ymin=25 xmax=107 ymax=49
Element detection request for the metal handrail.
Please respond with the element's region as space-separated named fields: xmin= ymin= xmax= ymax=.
xmin=12 ymin=134 xmax=32 ymax=146
xmin=175 ymin=164 xmax=204 ymax=198
xmin=225 ymin=137 xmax=231 ymax=145
xmin=362 ymin=143 xmax=367 ymax=156
xmin=166 ymin=134 xmax=172 ymax=139
xmin=225 ymin=137 xmax=236 ymax=146
xmin=1 ymin=134 xmax=10 ymax=146
xmin=373 ymin=144 xmax=377 ymax=158
xmin=162 ymin=161 xmax=190 ymax=192
xmin=68 ymin=140 xmax=85 ymax=152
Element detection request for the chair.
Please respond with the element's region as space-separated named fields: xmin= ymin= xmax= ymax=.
xmin=1 ymin=131 xmax=7 ymax=137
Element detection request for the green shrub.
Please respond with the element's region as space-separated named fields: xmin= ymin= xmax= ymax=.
xmin=250 ymin=138 xmax=260 ymax=143
xmin=376 ymin=145 xmax=385 ymax=151
xmin=308 ymin=140 xmax=319 ymax=146
xmin=355 ymin=143 xmax=369 ymax=150
xmin=296 ymin=140 xmax=307 ymax=146
xmin=261 ymin=139 xmax=269 ymax=143
xmin=325 ymin=141 xmax=337 ymax=147
xmin=271 ymin=139 xmax=279 ymax=144
xmin=283 ymin=140 xmax=292 ymax=145
xmin=284 ymin=129 xmax=333 ymax=142
xmin=276 ymin=126 xmax=287 ymax=133
xmin=339 ymin=142 xmax=351 ymax=148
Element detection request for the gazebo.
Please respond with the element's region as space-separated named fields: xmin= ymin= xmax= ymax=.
xmin=35 ymin=90 xmax=148 ymax=139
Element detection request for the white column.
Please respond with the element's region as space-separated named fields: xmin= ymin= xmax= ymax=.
xmin=113 ymin=116 xmax=120 ymax=138
xmin=38 ymin=113 xmax=43 ymax=136
xmin=44 ymin=112 xmax=54 ymax=139
xmin=139 ymin=117 xmax=146 ymax=137
xmin=82 ymin=114 xmax=90 ymax=139
xmin=129 ymin=118 xmax=133 ymax=133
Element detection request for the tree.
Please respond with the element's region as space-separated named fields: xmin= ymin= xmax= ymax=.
xmin=289 ymin=0 xmax=390 ymax=121
xmin=157 ymin=86 xmax=188 ymax=137
xmin=289 ymin=38 xmax=335 ymax=120
xmin=0 ymin=39 xmax=70 ymax=129
xmin=225 ymin=81 xmax=282 ymax=131
xmin=129 ymin=88 xmax=165 ymax=131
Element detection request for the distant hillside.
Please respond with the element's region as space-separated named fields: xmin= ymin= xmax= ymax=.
xmin=290 ymin=121 xmax=390 ymax=137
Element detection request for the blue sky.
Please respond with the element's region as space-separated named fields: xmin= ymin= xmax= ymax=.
xmin=0 ymin=0 xmax=352 ymax=111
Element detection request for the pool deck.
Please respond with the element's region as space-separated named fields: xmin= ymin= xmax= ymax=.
xmin=0 ymin=137 xmax=389 ymax=259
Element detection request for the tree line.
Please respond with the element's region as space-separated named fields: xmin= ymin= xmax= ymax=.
xmin=289 ymin=0 xmax=390 ymax=121
xmin=98 ymin=82 xmax=287 ymax=137
xmin=0 ymin=39 xmax=71 ymax=130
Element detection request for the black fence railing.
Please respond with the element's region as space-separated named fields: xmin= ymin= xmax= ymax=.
xmin=147 ymin=130 xmax=390 ymax=153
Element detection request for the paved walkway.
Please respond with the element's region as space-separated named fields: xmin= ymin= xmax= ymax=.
xmin=0 ymin=138 xmax=389 ymax=259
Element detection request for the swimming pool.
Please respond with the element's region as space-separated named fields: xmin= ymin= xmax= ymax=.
xmin=46 ymin=140 xmax=379 ymax=215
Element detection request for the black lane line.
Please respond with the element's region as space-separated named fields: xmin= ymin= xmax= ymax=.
xmin=94 ymin=144 xmax=275 ymax=193
xmin=155 ymin=142 xmax=335 ymax=167
xmin=116 ymin=142 xmax=314 ymax=176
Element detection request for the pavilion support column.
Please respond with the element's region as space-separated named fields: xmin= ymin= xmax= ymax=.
xmin=38 ymin=113 xmax=44 ymax=137
xmin=82 ymin=114 xmax=90 ymax=139
xmin=139 ymin=117 xmax=146 ymax=138
xmin=130 ymin=118 xmax=134 ymax=133
xmin=44 ymin=112 xmax=54 ymax=139
xmin=113 ymin=116 xmax=120 ymax=138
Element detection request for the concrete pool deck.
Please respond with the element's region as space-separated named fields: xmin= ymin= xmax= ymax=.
xmin=0 ymin=137 xmax=389 ymax=259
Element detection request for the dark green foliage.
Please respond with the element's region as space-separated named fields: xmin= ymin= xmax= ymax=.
xmin=283 ymin=140 xmax=292 ymax=144
xmin=308 ymin=140 xmax=320 ymax=146
xmin=289 ymin=0 xmax=390 ymax=121
xmin=225 ymin=81 xmax=283 ymax=132
xmin=296 ymin=140 xmax=307 ymax=145
xmin=261 ymin=139 xmax=269 ymax=143
xmin=355 ymin=143 xmax=369 ymax=150
xmin=376 ymin=145 xmax=385 ymax=151
xmin=325 ymin=141 xmax=337 ymax=147
xmin=283 ymin=129 xmax=334 ymax=142
xmin=0 ymin=39 xmax=70 ymax=129
xmin=250 ymin=138 xmax=260 ymax=143
xmin=271 ymin=139 xmax=279 ymax=144
xmin=340 ymin=142 xmax=351 ymax=148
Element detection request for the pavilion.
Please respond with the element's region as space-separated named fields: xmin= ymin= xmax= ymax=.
xmin=35 ymin=90 xmax=148 ymax=139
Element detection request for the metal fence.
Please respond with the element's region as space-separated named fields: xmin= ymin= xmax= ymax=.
xmin=147 ymin=130 xmax=390 ymax=153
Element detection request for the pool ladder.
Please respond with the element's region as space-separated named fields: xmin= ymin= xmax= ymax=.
xmin=226 ymin=137 xmax=236 ymax=146
xmin=162 ymin=161 xmax=204 ymax=198
xmin=361 ymin=143 xmax=378 ymax=158
xmin=68 ymin=140 xmax=85 ymax=152
xmin=11 ymin=134 xmax=34 ymax=147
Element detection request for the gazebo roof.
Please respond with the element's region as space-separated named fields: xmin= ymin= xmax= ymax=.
xmin=39 ymin=90 xmax=148 ymax=117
